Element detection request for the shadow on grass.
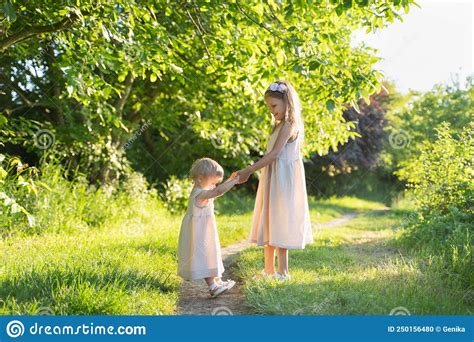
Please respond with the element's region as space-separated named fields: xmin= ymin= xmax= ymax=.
xmin=235 ymin=210 xmax=473 ymax=315
xmin=244 ymin=274 xmax=458 ymax=315
xmin=130 ymin=241 xmax=178 ymax=258
xmin=214 ymin=189 xmax=255 ymax=215
xmin=0 ymin=264 xmax=176 ymax=314
xmin=243 ymin=242 xmax=471 ymax=315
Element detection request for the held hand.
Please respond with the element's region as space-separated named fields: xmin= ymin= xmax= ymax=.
xmin=237 ymin=169 xmax=251 ymax=184
xmin=226 ymin=172 xmax=240 ymax=183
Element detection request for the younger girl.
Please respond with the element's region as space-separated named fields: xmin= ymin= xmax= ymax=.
xmin=178 ymin=157 xmax=240 ymax=297
xmin=236 ymin=80 xmax=313 ymax=281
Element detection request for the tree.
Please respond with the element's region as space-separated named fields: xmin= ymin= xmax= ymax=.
xmin=304 ymin=84 xmax=398 ymax=197
xmin=386 ymin=77 xmax=473 ymax=181
xmin=0 ymin=0 xmax=418 ymax=184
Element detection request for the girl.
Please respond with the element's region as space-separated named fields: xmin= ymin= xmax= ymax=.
xmin=178 ymin=157 xmax=240 ymax=297
xmin=236 ymin=80 xmax=313 ymax=281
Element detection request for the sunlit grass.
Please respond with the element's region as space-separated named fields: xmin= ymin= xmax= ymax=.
xmin=309 ymin=195 xmax=388 ymax=223
xmin=0 ymin=191 xmax=381 ymax=315
xmin=235 ymin=210 xmax=473 ymax=315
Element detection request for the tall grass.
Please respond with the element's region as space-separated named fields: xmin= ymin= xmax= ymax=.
xmin=0 ymin=156 xmax=250 ymax=314
xmin=235 ymin=209 xmax=473 ymax=315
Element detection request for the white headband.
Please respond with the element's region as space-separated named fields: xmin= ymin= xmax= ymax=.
xmin=268 ymin=82 xmax=288 ymax=94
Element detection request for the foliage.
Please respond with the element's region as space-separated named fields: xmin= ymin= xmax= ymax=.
xmin=385 ymin=78 xmax=473 ymax=174
xmin=0 ymin=0 xmax=417 ymax=184
xmin=308 ymin=86 xmax=391 ymax=173
xmin=396 ymin=122 xmax=473 ymax=287
xmin=305 ymin=85 xmax=397 ymax=199
xmin=0 ymin=153 xmax=39 ymax=229
xmin=0 ymin=153 xmax=157 ymax=237
xmin=161 ymin=175 xmax=194 ymax=214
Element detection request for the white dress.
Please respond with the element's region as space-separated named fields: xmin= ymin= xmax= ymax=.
xmin=249 ymin=123 xmax=313 ymax=249
xmin=177 ymin=187 xmax=225 ymax=281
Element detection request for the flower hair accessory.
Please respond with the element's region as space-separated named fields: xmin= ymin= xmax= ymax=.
xmin=268 ymin=82 xmax=288 ymax=94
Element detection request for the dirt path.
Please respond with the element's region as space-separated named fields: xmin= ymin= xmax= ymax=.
xmin=175 ymin=240 xmax=252 ymax=315
xmin=175 ymin=212 xmax=368 ymax=316
xmin=313 ymin=211 xmax=360 ymax=229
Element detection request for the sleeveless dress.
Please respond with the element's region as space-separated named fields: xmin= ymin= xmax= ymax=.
xmin=177 ymin=187 xmax=225 ymax=281
xmin=249 ymin=123 xmax=313 ymax=249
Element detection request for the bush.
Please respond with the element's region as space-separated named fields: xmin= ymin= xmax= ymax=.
xmin=0 ymin=153 xmax=160 ymax=237
xmin=396 ymin=122 xmax=473 ymax=287
xmin=386 ymin=79 xmax=473 ymax=175
xmin=396 ymin=122 xmax=472 ymax=215
xmin=161 ymin=175 xmax=194 ymax=214
xmin=0 ymin=154 xmax=39 ymax=233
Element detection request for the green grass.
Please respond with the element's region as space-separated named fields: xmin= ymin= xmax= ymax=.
xmin=4 ymin=189 xmax=471 ymax=316
xmin=308 ymin=195 xmax=388 ymax=223
xmin=0 ymin=189 xmax=382 ymax=315
xmin=0 ymin=197 xmax=249 ymax=315
xmin=234 ymin=209 xmax=473 ymax=315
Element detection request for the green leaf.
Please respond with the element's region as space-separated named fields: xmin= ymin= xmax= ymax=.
xmin=0 ymin=114 xmax=7 ymax=126
xmin=253 ymin=3 xmax=264 ymax=17
xmin=326 ymin=99 xmax=335 ymax=112
xmin=3 ymin=2 xmax=16 ymax=22
xmin=118 ymin=71 xmax=128 ymax=83
xmin=351 ymin=99 xmax=360 ymax=113
xmin=276 ymin=49 xmax=285 ymax=66
xmin=309 ymin=60 xmax=320 ymax=71
xmin=170 ymin=64 xmax=183 ymax=74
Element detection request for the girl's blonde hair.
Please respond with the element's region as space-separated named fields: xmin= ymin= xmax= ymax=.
xmin=189 ymin=157 xmax=224 ymax=183
xmin=264 ymin=79 xmax=304 ymax=141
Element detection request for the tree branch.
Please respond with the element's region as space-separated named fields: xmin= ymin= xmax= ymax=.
xmin=0 ymin=12 xmax=81 ymax=52
xmin=5 ymin=102 xmax=56 ymax=117
xmin=185 ymin=8 xmax=212 ymax=64
xmin=115 ymin=72 xmax=135 ymax=117
xmin=0 ymin=74 xmax=32 ymax=106
xmin=235 ymin=3 xmax=290 ymax=46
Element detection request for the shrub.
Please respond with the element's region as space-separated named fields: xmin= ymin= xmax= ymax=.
xmin=0 ymin=153 xmax=161 ymax=237
xmin=161 ymin=175 xmax=194 ymax=214
xmin=396 ymin=122 xmax=473 ymax=287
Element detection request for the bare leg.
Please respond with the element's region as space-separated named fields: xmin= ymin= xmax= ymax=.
xmin=264 ymin=245 xmax=276 ymax=274
xmin=277 ymin=247 xmax=289 ymax=275
xmin=204 ymin=276 xmax=218 ymax=286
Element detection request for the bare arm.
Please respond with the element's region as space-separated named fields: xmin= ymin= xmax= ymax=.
xmin=238 ymin=121 xmax=294 ymax=182
xmin=195 ymin=175 xmax=240 ymax=206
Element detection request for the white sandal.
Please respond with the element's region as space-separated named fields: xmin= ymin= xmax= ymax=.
xmin=209 ymin=283 xmax=228 ymax=298
xmin=219 ymin=279 xmax=236 ymax=290
xmin=252 ymin=270 xmax=275 ymax=280
xmin=273 ymin=272 xmax=292 ymax=281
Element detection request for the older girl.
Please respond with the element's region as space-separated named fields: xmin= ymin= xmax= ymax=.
xmin=236 ymin=80 xmax=313 ymax=281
